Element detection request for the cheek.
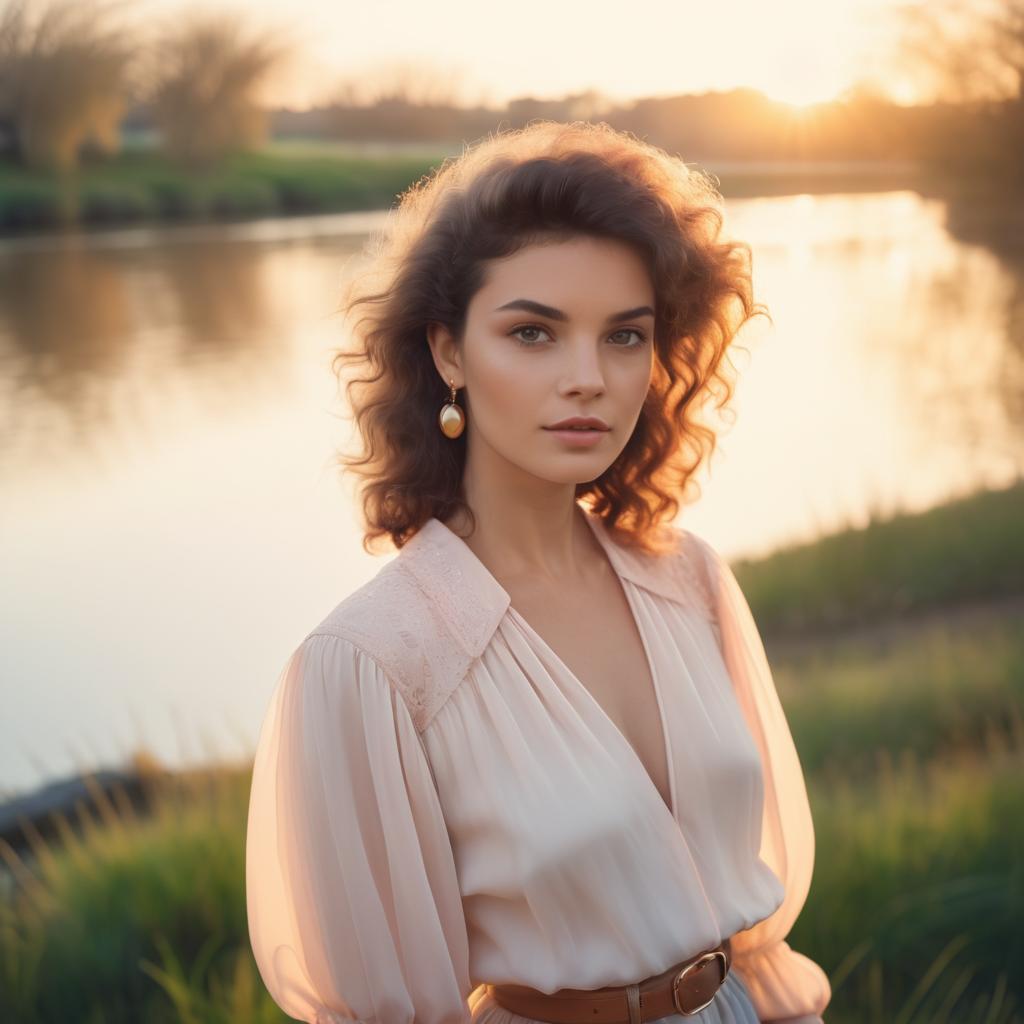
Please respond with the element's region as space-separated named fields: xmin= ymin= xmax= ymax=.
xmin=469 ymin=345 xmax=544 ymax=421
xmin=616 ymin=352 xmax=655 ymax=405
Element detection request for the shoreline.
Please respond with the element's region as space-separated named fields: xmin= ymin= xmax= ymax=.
xmin=0 ymin=152 xmax=957 ymax=239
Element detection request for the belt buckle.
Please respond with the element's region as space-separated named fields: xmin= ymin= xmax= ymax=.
xmin=671 ymin=950 xmax=728 ymax=1016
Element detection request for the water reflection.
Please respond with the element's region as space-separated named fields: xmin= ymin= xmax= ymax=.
xmin=0 ymin=211 xmax=379 ymax=477
xmin=1 ymin=193 xmax=1022 ymax=797
xmin=710 ymin=191 xmax=1024 ymax=556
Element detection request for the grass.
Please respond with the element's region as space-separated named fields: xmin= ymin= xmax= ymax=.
xmin=0 ymin=145 xmax=447 ymax=232
xmin=0 ymin=764 xmax=264 ymax=1024
xmin=772 ymin=597 xmax=1024 ymax=782
xmin=1 ymin=479 xmax=1022 ymax=1021
xmin=732 ymin=479 xmax=1024 ymax=634
xmin=0 ymin=140 xmax=932 ymax=234
xmin=800 ymin=730 xmax=1023 ymax=1023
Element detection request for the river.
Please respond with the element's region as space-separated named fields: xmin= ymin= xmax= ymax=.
xmin=2 ymin=191 xmax=1021 ymax=798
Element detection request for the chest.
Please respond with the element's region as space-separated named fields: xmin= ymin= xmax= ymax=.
xmin=507 ymin=574 xmax=673 ymax=815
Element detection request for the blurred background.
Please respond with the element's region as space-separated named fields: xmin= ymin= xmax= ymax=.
xmin=0 ymin=0 xmax=1022 ymax=1020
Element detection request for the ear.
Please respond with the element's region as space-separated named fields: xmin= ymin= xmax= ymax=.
xmin=426 ymin=322 xmax=464 ymax=389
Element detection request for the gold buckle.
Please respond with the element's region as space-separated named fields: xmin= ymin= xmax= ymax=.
xmin=671 ymin=950 xmax=728 ymax=1016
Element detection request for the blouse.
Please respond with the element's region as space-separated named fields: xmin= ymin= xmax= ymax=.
xmin=245 ymin=507 xmax=832 ymax=1024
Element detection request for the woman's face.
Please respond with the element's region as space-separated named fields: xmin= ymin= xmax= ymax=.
xmin=429 ymin=234 xmax=656 ymax=489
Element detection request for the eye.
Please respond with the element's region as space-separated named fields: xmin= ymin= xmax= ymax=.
xmin=509 ymin=324 xmax=553 ymax=346
xmin=508 ymin=324 xmax=649 ymax=348
xmin=609 ymin=328 xmax=648 ymax=348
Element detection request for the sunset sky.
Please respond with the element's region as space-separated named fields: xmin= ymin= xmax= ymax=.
xmin=137 ymin=0 xmax=926 ymax=110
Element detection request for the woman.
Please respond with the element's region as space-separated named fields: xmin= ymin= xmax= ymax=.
xmin=245 ymin=121 xmax=831 ymax=1024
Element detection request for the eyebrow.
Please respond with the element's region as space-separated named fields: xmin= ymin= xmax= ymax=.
xmin=493 ymin=298 xmax=655 ymax=323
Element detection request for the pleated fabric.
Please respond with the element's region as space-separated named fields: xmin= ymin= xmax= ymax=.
xmin=245 ymin=510 xmax=831 ymax=1024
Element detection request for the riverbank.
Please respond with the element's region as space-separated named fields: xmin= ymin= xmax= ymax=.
xmin=0 ymin=145 xmax=445 ymax=234
xmin=0 ymin=143 xmax=932 ymax=235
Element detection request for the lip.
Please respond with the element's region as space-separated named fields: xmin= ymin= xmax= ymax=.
xmin=542 ymin=416 xmax=610 ymax=449
xmin=543 ymin=416 xmax=610 ymax=431
xmin=544 ymin=428 xmax=608 ymax=448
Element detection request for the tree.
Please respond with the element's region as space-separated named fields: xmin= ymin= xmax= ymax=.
xmin=893 ymin=0 xmax=1022 ymax=103
xmin=889 ymin=0 xmax=1024 ymax=178
xmin=330 ymin=57 xmax=472 ymax=109
xmin=141 ymin=9 xmax=294 ymax=169
xmin=0 ymin=0 xmax=134 ymax=171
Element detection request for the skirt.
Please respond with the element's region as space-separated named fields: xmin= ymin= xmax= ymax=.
xmin=471 ymin=968 xmax=760 ymax=1024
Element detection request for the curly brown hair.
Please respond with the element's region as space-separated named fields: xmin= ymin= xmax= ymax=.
xmin=331 ymin=120 xmax=770 ymax=555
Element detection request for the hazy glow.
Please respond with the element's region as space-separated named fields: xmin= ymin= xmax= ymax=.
xmin=136 ymin=0 xmax=908 ymax=110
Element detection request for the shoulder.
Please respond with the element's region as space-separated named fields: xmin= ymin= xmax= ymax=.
xmin=599 ymin=517 xmax=720 ymax=623
xmin=301 ymin=555 xmax=476 ymax=733
xmin=662 ymin=525 xmax=722 ymax=622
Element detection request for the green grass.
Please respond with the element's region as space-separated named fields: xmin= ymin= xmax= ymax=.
xmin=0 ymin=765 xmax=271 ymax=1024
xmin=732 ymin=479 xmax=1024 ymax=634
xmin=798 ymin=732 xmax=1024 ymax=1023
xmin=0 ymin=141 xmax=935 ymax=234
xmin=772 ymin=598 xmax=1024 ymax=781
xmin=0 ymin=146 xmax=447 ymax=231
xmin=1 ymin=479 xmax=1021 ymax=1021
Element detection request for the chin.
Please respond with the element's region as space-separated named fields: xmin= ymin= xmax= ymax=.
xmin=531 ymin=458 xmax=614 ymax=486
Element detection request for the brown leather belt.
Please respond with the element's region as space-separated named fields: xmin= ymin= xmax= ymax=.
xmin=488 ymin=937 xmax=732 ymax=1022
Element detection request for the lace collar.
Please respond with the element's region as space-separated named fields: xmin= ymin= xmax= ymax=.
xmin=395 ymin=506 xmax=699 ymax=660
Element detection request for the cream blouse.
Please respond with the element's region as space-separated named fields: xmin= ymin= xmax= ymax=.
xmin=245 ymin=508 xmax=832 ymax=1024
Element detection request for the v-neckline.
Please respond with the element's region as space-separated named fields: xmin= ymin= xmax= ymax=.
xmin=431 ymin=508 xmax=678 ymax=823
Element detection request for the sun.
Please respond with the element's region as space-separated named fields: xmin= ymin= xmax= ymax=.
xmin=762 ymin=80 xmax=845 ymax=109
xmin=757 ymin=47 xmax=849 ymax=109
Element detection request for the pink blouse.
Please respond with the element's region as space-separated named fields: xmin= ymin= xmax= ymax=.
xmin=245 ymin=508 xmax=832 ymax=1024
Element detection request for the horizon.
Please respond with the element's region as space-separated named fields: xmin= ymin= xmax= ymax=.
xmin=131 ymin=0 xmax=932 ymax=112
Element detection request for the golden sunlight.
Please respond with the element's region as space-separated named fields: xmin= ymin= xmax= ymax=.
xmin=764 ymin=81 xmax=848 ymax=109
xmin=134 ymin=0 xmax=908 ymax=112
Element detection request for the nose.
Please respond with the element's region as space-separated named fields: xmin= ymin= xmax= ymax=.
xmin=558 ymin=337 xmax=606 ymax=398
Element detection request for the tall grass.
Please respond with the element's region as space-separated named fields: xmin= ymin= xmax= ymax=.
xmin=799 ymin=723 xmax=1024 ymax=1023
xmin=0 ymin=763 xmax=265 ymax=1023
xmin=0 ymin=148 xmax=443 ymax=230
xmin=774 ymin=597 xmax=1024 ymax=780
xmin=734 ymin=479 xmax=1024 ymax=633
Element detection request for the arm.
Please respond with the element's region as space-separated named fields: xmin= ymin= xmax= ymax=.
xmin=245 ymin=632 xmax=474 ymax=1024
xmin=694 ymin=535 xmax=832 ymax=1023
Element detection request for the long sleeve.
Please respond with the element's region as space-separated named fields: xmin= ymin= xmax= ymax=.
xmin=245 ymin=632 xmax=474 ymax=1024
xmin=696 ymin=536 xmax=832 ymax=1023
